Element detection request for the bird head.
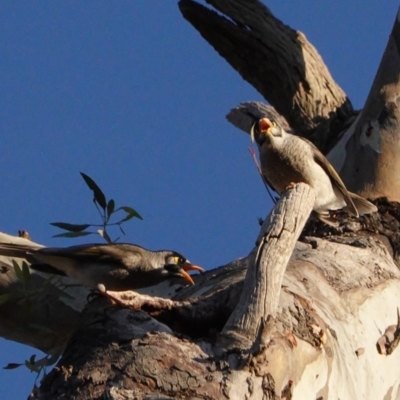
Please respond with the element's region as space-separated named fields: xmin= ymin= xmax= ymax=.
xmin=162 ymin=251 xmax=204 ymax=285
xmin=250 ymin=118 xmax=283 ymax=146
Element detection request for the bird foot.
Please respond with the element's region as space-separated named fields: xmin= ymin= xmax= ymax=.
xmin=86 ymin=285 xmax=135 ymax=308
xmin=94 ymin=284 xmax=140 ymax=308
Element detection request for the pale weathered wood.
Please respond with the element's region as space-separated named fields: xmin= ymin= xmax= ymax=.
xmin=6 ymin=2 xmax=400 ymax=398
xmin=179 ymin=0 xmax=355 ymax=152
xmin=29 ymin=221 xmax=400 ymax=399
xmin=226 ymin=101 xmax=293 ymax=135
xmin=219 ymin=183 xmax=315 ymax=350
xmin=0 ymin=233 xmax=86 ymax=352
xmin=340 ymin=9 xmax=400 ymax=200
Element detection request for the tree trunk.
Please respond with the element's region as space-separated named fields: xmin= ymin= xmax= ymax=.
xmin=339 ymin=9 xmax=400 ymax=201
xmin=30 ymin=186 xmax=400 ymax=400
xmin=2 ymin=1 xmax=400 ymax=399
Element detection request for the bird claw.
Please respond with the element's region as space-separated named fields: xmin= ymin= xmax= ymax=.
xmin=86 ymin=285 xmax=131 ymax=308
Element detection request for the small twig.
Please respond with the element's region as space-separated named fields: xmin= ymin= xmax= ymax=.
xmin=248 ymin=147 xmax=277 ymax=204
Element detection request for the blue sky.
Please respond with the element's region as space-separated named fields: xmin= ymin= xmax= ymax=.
xmin=0 ymin=1 xmax=398 ymax=397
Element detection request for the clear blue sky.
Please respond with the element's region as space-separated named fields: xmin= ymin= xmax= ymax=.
xmin=0 ymin=1 xmax=398 ymax=397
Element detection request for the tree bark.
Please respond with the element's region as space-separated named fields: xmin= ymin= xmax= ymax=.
xmin=219 ymin=184 xmax=315 ymax=351
xmin=2 ymin=1 xmax=400 ymax=399
xmin=178 ymin=0 xmax=355 ymax=153
xmin=30 ymin=186 xmax=400 ymax=400
xmin=0 ymin=233 xmax=85 ymax=353
xmin=339 ymin=9 xmax=400 ymax=201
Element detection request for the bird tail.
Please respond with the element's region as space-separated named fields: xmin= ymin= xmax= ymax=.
xmin=348 ymin=193 xmax=378 ymax=215
xmin=314 ymin=211 xmax=339 ymax=227
xmin=0 ymin=242 xmax=41 ymax=259
xmin=0 ymin=242 xmax=67 ymax=276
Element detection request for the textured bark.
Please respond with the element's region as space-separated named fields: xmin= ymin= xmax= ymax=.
xmin=28 ymin=193 xmax=400 ymax=400
xmin=220 ymin=184 xmax=315 ymax=350
xmin=339 ymin=9 xmax=400 ymax=200
xmin=0 ymin=233 xmax=86 ymax=353
xmin=2 ymin=2 xmax=400 ymax=399
xmin=179 ymin=0 xmax=355 ymax=152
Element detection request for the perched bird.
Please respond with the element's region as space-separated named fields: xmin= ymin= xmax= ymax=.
xmin=0 ymin=242 xmax=203 ymax=290
xmin=251 ymin=117 xmax=377 ymax=226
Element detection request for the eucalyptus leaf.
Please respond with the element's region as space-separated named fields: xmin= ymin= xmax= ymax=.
xmin=103 ymin=231 xmax=112 ymax=244
xmin=50 ymin=222 xmax=90 ymax=232
xmin=22 ymin=262 xmax=31 ymax=286
xmin=80 ymin=172 xmax=107 ymax=210
xmin=107 ymin=199 xmax=115 ymax=219
xmin=13 ymin=260 xmax=25 ymax=285
xmin=3 ymin=363 xmax=23 ymax=370
xmin=116 ymin=206 xmax=143 ymax=223
xmin=98 ymin=229 xmax=112 ymax=244
xmin=25 ymin=359 xmax=41 ymax=373
xmin=53 ymin=231 xmax=94 ymax=238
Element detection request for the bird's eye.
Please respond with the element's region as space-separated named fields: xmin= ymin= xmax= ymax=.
xmin=168 ymin=256 xmax=180 ymax=264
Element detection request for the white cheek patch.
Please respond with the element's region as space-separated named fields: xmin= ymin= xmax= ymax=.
xmin=360 ymin=120 xmax=382 ymax=153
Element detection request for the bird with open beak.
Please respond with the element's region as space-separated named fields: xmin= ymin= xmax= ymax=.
xmin=251 ymin=117 xmax=377 ymax=226
xmin=0 ymin=242 xmax=203 ymax=291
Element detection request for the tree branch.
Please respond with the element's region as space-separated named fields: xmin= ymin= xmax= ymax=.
xmin=179 ymin=0 xmax=355 ymax=152
xmin=219 ymin=183 xmax=315 ymax=350
xmin=340 ymin=9 xmax=400 ymax=200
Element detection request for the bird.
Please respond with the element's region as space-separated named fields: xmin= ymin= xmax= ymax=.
xmin=0 ymin=242 xmax=203 ymax=291
xmin=250 ymin=117 xmax=377 ymax=226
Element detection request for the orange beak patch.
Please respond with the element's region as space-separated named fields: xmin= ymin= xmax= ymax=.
xmin=259 ymin=118 xmax=271 ymax=133
xmin=180 ymin=263 xmax=204 ymax=285
xmin=179 ymin=269 xmax=195 ymax=285
xmin=181 ymin=263 xmax=204 ymax=273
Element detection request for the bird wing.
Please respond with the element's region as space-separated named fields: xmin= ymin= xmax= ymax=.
xmin=299 ymin=136 xmax=358 ymax=216
xmin=36 ymin=243 xmax=143 ymax=266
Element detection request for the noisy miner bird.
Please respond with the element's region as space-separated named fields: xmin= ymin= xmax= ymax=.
xmin=0 ymin=242 xmax=203 ymax=291
xmin=251 ymin=117 xmax=377 ymax=226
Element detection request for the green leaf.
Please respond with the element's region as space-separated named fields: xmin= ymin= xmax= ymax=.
xmin=80 ymin=172 xmax=107 ymax=210
xmin=107 ymin=199 xmax=115 ymax=219
xmin=13 ymin=261 xmax=25 ymax=285
xmin=97 ymin=229 xmax=112 ymax=243
xmin=22 ymin=262 xmax=31 ymax=286
xmin=53 ymin=231 xmax=95 ymax=239
xmin=25 ymin=359 xmax=41 ymax=373
xmin=0 ymin=293 xmax=13 ymax=306
xmin=3 ymin=363 xmax=23 ymax=370
xmin=116 ymin=206 xmax=143 ymax=223
xmin=50 ymin=222 xmax=90 ymax=232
